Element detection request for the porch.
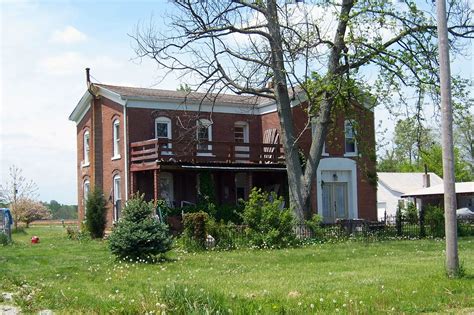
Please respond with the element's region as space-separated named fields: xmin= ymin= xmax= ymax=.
xmin=130 ymin=139 xmax=285 ymax=172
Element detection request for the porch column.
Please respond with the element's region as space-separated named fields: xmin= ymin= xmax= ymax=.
xmin=130 ymin=172 xmax=136 ymax=198
xmin=154 ymin=169 xmax=160 ymax=206
xmin=247 ymin=172 xmax=253 ymax=198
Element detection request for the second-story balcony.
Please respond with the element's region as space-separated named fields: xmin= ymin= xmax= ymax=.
xmin=130 ymin=138 xmax=285 ymax=171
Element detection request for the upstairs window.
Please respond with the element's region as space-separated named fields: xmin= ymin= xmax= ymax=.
xmin=311 ymin=123 xmax=328 ymax=156
xmin=112 ymin=119 xmax=120 ymax=159
xmin=155 ymin=116 xmax=172 ymax=148
xmin=234 ymin=122 xmax=249 ymax=143
xmin=197 ymin=119 xmax=212 ymax=153
xmin=83 ymin=130 xmax=90 ymax=166
xmin=344 ymin=120 xmax=357 ymax=155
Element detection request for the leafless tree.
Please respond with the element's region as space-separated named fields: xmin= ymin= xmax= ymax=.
xmin=132 ymin=0 xmax=473 ymax=221
xmin=0 ymin=165 xmax=39 ymax=228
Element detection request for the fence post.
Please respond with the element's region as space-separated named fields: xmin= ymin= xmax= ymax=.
xmin=396 ymin=205 xmax=403 ymax=236
xmin=419 ymin=206 xmax=426 ymax=238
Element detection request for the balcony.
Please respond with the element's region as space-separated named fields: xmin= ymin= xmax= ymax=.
xmin=130 ymin=138 xmax=285 ymax=171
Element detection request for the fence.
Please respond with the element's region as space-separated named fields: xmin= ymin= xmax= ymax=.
xmin=294 ymin=216 xmax=474 ymax=240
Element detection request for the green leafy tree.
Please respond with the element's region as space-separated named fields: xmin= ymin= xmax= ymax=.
xmin=133 ymin=0 xmax=473 ymax=220
xmin=84 ymin=188 xmax=107 ymax=239
xmin=109 ymin=195 xmax=172 ymax=261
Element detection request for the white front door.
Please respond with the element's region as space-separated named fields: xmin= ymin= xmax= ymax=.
xmin=322 ymin=181 xmax=349 ymax=223
xmin=159 ymin=172 xmax=174 ymax=206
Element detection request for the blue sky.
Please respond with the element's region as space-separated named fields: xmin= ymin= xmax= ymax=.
xmin=0 ymin=1 xmax=472 ymax=205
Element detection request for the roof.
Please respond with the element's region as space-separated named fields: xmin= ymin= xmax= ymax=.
xmin=402 ymin=181 xmax=474 ymax=197
xmin=378 ymin=172 xmax=443 ymax=194
xmin=95 ymin=84 xmax=266 ymax=106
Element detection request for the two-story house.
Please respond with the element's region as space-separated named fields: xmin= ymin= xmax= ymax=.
xmin=69 ymin=71 xmax=377 ymax=226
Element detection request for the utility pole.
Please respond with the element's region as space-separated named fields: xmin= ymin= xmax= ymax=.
xmin=436 ymin=0 xmax=459 ymax=277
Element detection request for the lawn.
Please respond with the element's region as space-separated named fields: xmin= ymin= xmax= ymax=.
xmin=1 ymin=225 xmax=473 ymax=314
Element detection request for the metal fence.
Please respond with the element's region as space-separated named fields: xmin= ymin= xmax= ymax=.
xmin=294 ymin=216 xmax=474 ymax=240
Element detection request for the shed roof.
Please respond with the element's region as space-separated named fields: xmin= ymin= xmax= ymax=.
xmin=401 ymin=181 xmax=474 ymax=197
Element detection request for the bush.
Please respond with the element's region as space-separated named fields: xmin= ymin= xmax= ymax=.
xmin=65 ymin=226 xmax=91 ymax=241
xmin=84 ymin=188 xmax=107 ymax=239
xmin=403 ymin=202 xmax=418 ymax=225
xmin=425 ymin=205 xmax=445 ymax=238
xmin=0 ymin=233 xmax=9 ymax=246
xmin=305 ymin=214 xmax=325 ymax=240
xmin=182 ymin=211 xmax=209 ymax=249
xmin=241 ymin=188 xmax=297 ymax=248
xmin=214 ymin=203 xmax=244 ymax=224
xmin=108 ymin=195 xmax=172 ymax=261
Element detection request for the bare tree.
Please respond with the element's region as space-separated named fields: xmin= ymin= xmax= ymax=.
xmin=0 ymin=165 xmax=39 ymax=228
xmin=132 ymin=0 xmax=473 ymax=220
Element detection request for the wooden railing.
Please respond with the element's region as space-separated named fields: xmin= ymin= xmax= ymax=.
xmin=130 ymin=138 xmax=285 ymax=169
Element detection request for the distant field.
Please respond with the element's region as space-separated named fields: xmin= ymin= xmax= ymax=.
xmin=1 ymin=226 xmax=473 ymax=314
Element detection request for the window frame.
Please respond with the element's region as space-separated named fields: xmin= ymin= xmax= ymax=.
xmin=344 ymin=119 xmax=357 ymax=156
xmin=83 ymin=130 xmax=90 ymax=167
xmin=113 ymin=174 xmax=121 ymax=222
xmin=112 ymin=119 xmax=121 ymax=160
xmin=311 ymin=123 xmax=329 ymax=156
xmin=196 ymin=119 xmax=213 ymax=155
xmin=155 ymin=116 xmax=173 ymax=155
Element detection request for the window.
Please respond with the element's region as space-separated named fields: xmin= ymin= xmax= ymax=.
xmin=234 ymin=122 xmax=249 ymax=143
xmin=344 ymin=120 xmax=357 ymax=155
xmin=197 ymin=119 xmax=212 ymax=154
xmin=311 ymin=123 xmax=328 ymax=156
xmin=83 ymin=179 xmax=90 ymax=206
xmin=113 ymin=175 xmax=121 ymax=221
xmin=155 ymin=117 xmax=172 ymax=154
xmin=83 ymin=130 xmax=90 ymax=166
xmin=112 ymin=119 xmax=120 ymax=159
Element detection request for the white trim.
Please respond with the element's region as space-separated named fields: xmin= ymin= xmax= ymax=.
xmin=111 ymin=155 xmax=121 ymax=161
xmin=97 ymin=86 xmax=127 ymax=106
xmin=69 ymin=91 xmax=92 ymax=123
xmin=123 ymin=103 xmax=129 ymax=202
xmin=113 ymin=174 xmax=122 ymax=221
xmin=197 ymin=119 xmax=213 ymax=156
xmin=83 ymin=130 xmax=90 ymax=166
xmin=113 ymin=119 xmax=120 ymax=158
xmin=344 ymin=120 xmax=358 ymax=156
xmin=316 ymin=158 xmax=358 ymax=220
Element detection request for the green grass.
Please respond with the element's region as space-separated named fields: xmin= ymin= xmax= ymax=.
xmin=1 ymin=225 xmax=473 ymax=314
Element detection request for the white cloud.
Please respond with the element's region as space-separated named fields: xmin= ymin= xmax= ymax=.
xmin=38 ymin=52 xmax=121 ymax=76
xmin=50 ymin=26 xmax=87 ymax=44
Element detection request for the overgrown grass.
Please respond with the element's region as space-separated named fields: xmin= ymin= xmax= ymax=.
xmin=1 ymin=225 xmax=473 ymax=313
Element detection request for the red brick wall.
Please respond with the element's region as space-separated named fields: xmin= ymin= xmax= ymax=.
xmin=76 ymin=109 xmax=92 ymax=222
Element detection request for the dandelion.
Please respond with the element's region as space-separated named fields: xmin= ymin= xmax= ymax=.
xmin=333 ymin=299 xmax=337 ymax=303
xmin=310 ymin=304 xmax=314 ymax=309
xmin=343 ymin=304 xmax=347 ymax=307
xmin=320 ymin=298 xmax=324 ymax=302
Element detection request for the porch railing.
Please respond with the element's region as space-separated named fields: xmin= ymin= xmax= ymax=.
xmin=130 ymin=138 xmax=285 ymax=167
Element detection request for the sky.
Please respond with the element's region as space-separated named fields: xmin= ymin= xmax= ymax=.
xmin=0 ymin=0 xmax=472 ymax=205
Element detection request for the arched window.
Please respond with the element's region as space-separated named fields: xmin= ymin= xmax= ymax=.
xmin=83 ymin=179 xmax=90 ymax=205
xmin=83 ymin=130 xmax=90 ymax=166
xmin=197 ymin=119 xmax=212 ymax=154
xmin=113 ymin=174 xmax=122 ymax=221
xmin=155 ymin=117 xmax=172 ymax=154
xmin=112 ymin=119 xmax=120 ymax=159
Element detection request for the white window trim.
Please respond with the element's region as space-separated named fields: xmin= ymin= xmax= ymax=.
xmin=197 ymin=119 xmax=213 ymax=156
xmin=112 ymin=119 xmax=121 ymax=160
xmin=311 ymin=123 xmax=329 ymax=156
xmin=113 ymin=174 xmax=121 ymax=222
xmin=82 ymin=130 xmax=90 ymax=167
xmin=83 ymin=179 xmax=90 ymax=207
xmin=155 ymin=117 xmax=173 ymax=155
xmin=234 ymin=121 xmax=249 ymax=143
xmin=344 ymin=119 xmax=358 ymax=157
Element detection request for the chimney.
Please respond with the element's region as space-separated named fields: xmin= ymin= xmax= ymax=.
xmin=423 ymin=164 xmax=431 ymax=188
xmin=86 ymin=68 xmax=91 ymax=86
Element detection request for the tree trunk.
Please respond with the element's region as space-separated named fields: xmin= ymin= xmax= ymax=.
xmin=436 ymin=0 xmax=459 ymax=277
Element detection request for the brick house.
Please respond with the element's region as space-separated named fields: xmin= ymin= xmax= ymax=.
xmin=69 ymin=74 xmax=377 ymax=226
